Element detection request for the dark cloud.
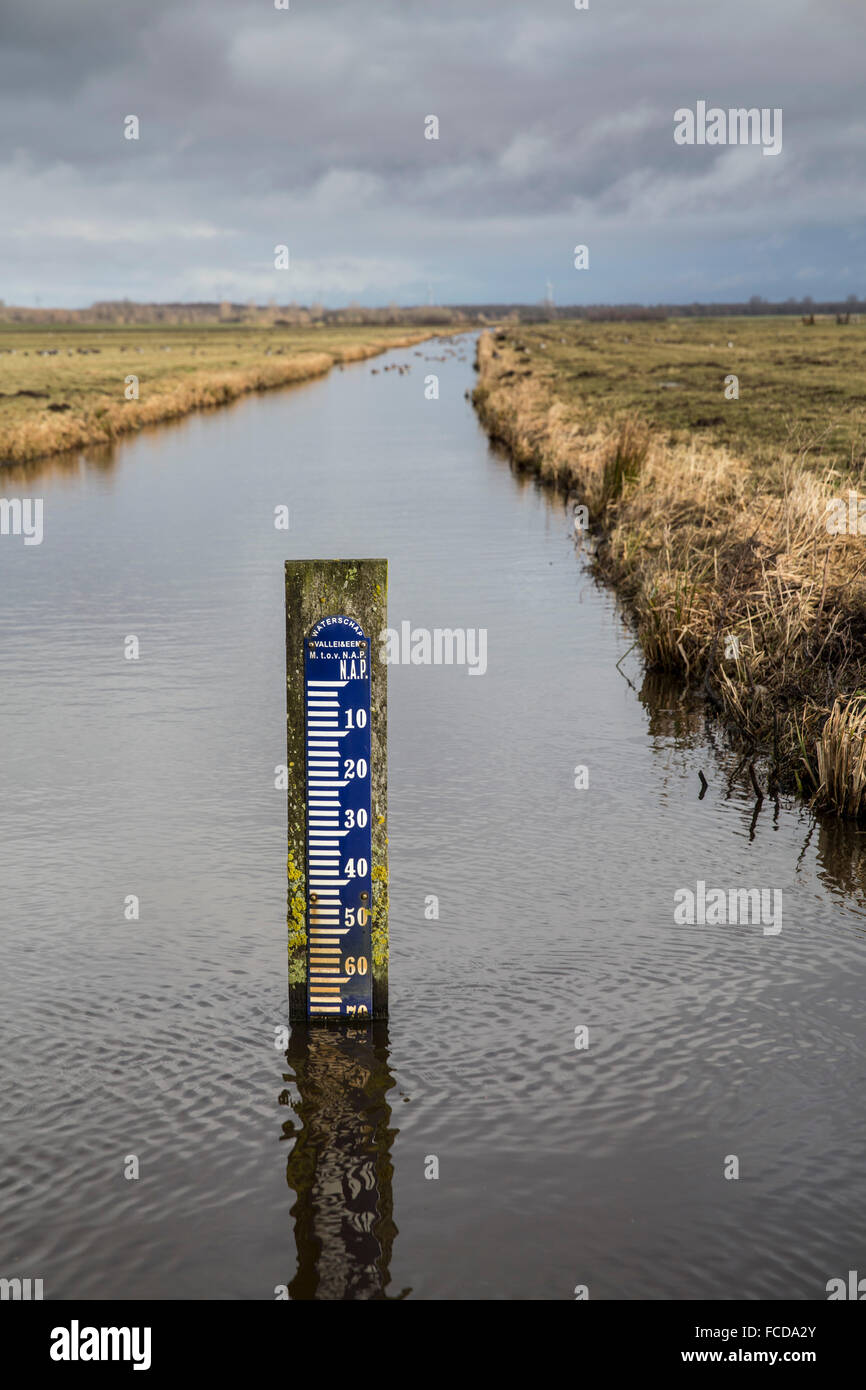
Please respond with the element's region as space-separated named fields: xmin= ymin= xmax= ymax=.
xmin=1 ymin=0 xmax=863 ymax=305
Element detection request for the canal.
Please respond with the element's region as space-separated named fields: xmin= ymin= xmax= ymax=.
xmin=1 ymin=335 xmax=864 ymax=1299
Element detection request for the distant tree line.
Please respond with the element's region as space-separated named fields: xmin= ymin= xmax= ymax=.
xmin=450 ymin=295 xmax=866 ymax=322
xmin=0 ymin=300 xmax=478 ymax=327
xmin=0 ymin=296 xmax=863 ymax=326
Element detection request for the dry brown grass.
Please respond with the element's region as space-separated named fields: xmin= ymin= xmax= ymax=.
xmin=815 ymin=696 xmax=866 ymax=817
xmin=473 ymin=328 xmax=866 ymax=815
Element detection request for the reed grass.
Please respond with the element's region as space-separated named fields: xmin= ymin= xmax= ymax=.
xmin=815 ymin=696 xmax=866 ymax=816
xmin=473 ymin=321 xmax=866 ymax=816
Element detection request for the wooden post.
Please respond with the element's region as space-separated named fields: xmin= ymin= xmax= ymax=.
xmin=286 ymin=560 xmax=388 ymax=1021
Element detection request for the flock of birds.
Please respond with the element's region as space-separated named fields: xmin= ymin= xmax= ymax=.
xmin=370 ymin=343 xmax=468 ymax=375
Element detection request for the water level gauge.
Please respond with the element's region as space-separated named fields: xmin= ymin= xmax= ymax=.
xmin=304 ymin=615 xmax=373 ymax=1018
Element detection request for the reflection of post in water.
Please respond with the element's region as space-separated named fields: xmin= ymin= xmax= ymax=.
xmin=280 ymin=1021 xmax=407 ymax=1300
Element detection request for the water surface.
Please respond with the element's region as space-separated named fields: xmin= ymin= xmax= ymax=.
xmin=1 ymin=337 xmax=864 ymax=1299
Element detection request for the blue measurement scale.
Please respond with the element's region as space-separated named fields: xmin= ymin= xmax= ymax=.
xmin=304 ymin=616 xmax=373 ymax=1018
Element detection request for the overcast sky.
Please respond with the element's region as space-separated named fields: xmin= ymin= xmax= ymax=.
xmin=1 ymin=0 xmax=863 ymax=307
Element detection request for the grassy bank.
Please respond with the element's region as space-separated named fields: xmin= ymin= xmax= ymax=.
xmin=0 ymin=323 xmax=441 ymax=466
xmin=473 ymin=318 xmax=866 ymax=816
